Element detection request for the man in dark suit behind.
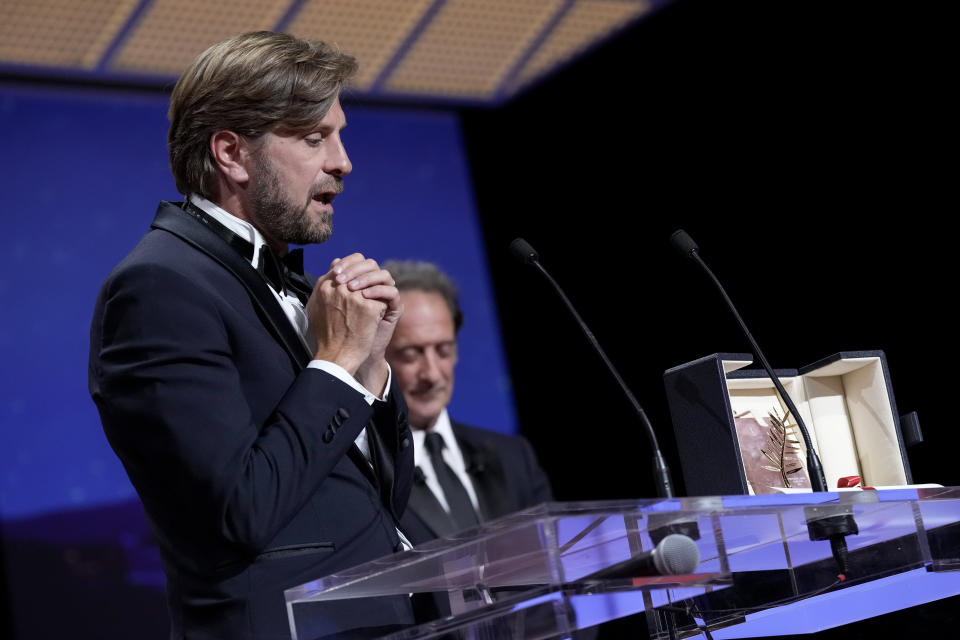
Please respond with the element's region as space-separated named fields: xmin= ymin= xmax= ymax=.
xmin=382 ymin=261 xmax=552 ymax=544
xmin=89 ymin=31 xmax=415 ymax=639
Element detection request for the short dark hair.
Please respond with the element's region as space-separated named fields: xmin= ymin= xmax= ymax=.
xmin=382 ymin=260 xmax=463 ymax=332
xmin=168 ymin=30 xmax=358 ymax=199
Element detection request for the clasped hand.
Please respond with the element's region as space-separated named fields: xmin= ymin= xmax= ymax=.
xmin=307 ymin=253 xmax=401 ymax=394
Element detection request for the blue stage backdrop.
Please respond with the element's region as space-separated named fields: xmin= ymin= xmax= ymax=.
xmin=0 ymin=82 xmax=516 ymax=635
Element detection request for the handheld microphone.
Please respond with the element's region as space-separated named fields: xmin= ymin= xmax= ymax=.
xmin=509 ymin=238 xmax=674 ymax=498
xmin=670 ymin=229 xmax=857 ymax=577
xmin=581 ymin=533 xmax=701 ymax=581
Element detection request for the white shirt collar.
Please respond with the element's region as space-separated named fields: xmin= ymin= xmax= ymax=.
xmin=412 ymin=408 xmax=458 ymax=469
xmin=189 ymin=194 xmax=268 ymax=270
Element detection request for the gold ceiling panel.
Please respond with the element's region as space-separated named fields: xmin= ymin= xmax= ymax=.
xmin=511 ymin=0 xmax=650 ymax=94
xmin=287 ymin=0 xmax=435 ymax=91
xmin=0 ymin=0 xmax=666 ymax=103
xmin=384 ymin=0 xmax=564 ymax=98
xmin=0 ymin=0 xmax=137 ymax=69
xmin=109 ymin=0 xmax=290 ymax=75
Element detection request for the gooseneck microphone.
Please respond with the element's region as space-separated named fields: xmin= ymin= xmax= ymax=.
xmin=581 ymin=533 xmax=701 ymax=581
xmin=670 ymin=229 xmax=857 ymax=578
xmin=509 ymin=238 xmax=674 ymax=498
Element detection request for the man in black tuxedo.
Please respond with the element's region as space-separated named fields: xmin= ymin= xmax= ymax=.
xmin=382 ymin=261 xmax=552 ymax=544
xmin=89 ymin=32 xmax=415 ymax=639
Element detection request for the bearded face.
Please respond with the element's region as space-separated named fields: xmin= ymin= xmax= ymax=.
xmin=248 ymin=150 xmax=341 ymax=246
xmin=244 ymin=98 xmax=351 ymax=249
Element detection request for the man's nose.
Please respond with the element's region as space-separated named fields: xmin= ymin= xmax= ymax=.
xmin=325 ymin=135 xmax=352 ymax=176
xmin=418 ymin=352 xmax=442 ymax=382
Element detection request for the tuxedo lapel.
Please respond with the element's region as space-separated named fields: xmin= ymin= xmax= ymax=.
xmin=455 ymin=424 xmax=511 ymax=522
xmin=151 ymin=203 xmax=380 ymax=487
xmin=346 ymin=446 xmax=378 ymax=488
xmin=151 ymin=202 xmax=311 ymax=370
xmin=151 ymin=202 xmax=393 ymax=490
xmin=366 ymin=421 xmax=395 ymax=514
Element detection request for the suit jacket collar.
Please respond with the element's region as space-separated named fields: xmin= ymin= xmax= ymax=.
xmin=407 ymin=480 xmax=459 ymax=538
xmin=150 ymin=201 xmax=311 ymax=371
xmin=453 ymin=421 xmax=511 ymax=522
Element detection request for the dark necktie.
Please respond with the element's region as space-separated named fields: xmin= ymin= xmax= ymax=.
xmin=424 ymin=432 xmax=479 ymax=531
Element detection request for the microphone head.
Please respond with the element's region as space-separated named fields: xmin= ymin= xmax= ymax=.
xmin=509 ymin=237 xmax=539 ymax=265
xmin=652 ymin=533 xmax=701 ymax=575
xmin=670 ymin=229 xmax=699 ymax=259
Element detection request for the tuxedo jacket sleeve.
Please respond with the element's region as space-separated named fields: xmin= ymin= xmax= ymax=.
xmin=89 ymin=202 xmax=414 ymax=639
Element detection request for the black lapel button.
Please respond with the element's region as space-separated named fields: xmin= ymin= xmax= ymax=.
xmin=322 ymin=428 xmax=335 ymax=443
xmin=400 ymin=437 xmax=410 ymax=450
xmin=337 ymin=408 xmax=350 ymax=420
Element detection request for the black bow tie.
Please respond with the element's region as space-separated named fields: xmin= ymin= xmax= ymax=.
xmin=258 ymin=245 xmax=313 ymax=304
xmin=181 ymin=201 xmax=313 ymax=304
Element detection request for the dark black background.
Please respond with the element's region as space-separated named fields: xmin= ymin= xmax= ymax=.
xmin=460 ymin=0 xmax=954 ymax=501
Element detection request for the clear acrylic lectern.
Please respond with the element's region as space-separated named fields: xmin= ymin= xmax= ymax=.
xmin=286 ymin=487 xmax=960 ymax=639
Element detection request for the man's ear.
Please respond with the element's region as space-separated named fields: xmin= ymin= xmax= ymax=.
xmin=210 ymin=130 xmax=253 ymax=186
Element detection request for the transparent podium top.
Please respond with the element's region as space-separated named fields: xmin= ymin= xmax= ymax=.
xmin=285 ymin=487 xmax=960 ymax=639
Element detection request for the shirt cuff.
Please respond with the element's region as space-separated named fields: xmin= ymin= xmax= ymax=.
xmin=307 ymin=360 xmax=392 ymax=405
